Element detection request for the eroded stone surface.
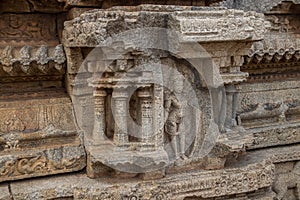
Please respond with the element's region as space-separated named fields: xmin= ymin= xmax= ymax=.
xmin=10 ymin=159 xmax=274 ymax=200
xmin=1 ymin=0 xmax=300 ymax=199
xmin=0 ymin=5 xmax=86 ymax=182
xmin=0 ymin=183 xmax=11 ymax=200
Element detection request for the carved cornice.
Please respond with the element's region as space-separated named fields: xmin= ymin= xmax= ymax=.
xmin=245 ymin=38 xmax=300 ymax=65
xmin=63 ymin=5 xmax=268 ymax=47
xmin=242 ymin=32 xmax=300 ymax=81
xmin=169 ymin=9 xmax=268 ymax=42
xmin=0 ymin=45 xmax=66 ymax=78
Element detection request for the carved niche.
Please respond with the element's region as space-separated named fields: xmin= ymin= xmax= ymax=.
xmin=63 ymin=5 xmax=268 ymax=178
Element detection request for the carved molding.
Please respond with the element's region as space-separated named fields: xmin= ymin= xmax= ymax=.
xmin=0 ymin=145 xmax=86 ymax=182
xmin=0 ymin=96 xmax=76 ymax=134
xmin=248 ymin=123 xmax=300 ymax=149
xmin=218 ymin=0 xmax=300 ymax=13
xmin=169 ymin=9 xmax=268 ymax=42
xmin=245 ymin=40 xmax=300 ymax=65
xmin=10 ymin=160 xmax=275 ymax=199
xmin=0 ymin=45 xmax=66 ymax=77
xmin=244 ymin=141 xmax=300 ymax=165
xmin=237 ymin=85 xmax=300 ymax=128
xmin=0 ymin=14 xmax=59 ymax=46
xmin=62 ymin=5 xmax=268 ymax=47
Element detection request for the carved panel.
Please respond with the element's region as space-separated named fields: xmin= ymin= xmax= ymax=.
xmin=13 ymin=160 xmax=274 ymax=199
xmin=249 ymin=124 xmax=300 ymax=149
xmin=63 ymin=5 xmax=268 ymax=47
xmin=237 ymin=81 xmax=300 ymax=128
xmin=0 ymin=96 xmax=76 ymax=134
xmin=0 ymin=14 xmax=58 ymax=46
xmin=0 ymin=145 xmax=86 ymax=182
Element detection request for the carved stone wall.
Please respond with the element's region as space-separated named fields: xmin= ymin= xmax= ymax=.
xmin=0 ymin=0 xmax=299 ymax=200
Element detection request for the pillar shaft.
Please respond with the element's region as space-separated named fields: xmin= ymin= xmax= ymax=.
xmin=113 ymin=89 xmax=129 ymax=145
xmin=93 ymin=89 xmax=107 ymax=142
xmin=138 ymin=88 xmax=153 ymax=144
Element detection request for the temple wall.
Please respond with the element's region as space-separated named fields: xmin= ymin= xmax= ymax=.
xmin=0 ymin=0 xmax=299 ymax=200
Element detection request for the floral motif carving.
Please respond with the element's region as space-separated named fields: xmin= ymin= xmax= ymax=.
xmin=0 ymin=155 xmax=85 ymax=179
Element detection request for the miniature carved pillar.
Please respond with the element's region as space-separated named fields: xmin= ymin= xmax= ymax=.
xmin=137 ymin=87 xmax=153 ymax=144
xmin=153 ymin=85 xmax=164 ymax=148
xmin=112 ymin=88 xmax=129 ymax=145
xmin=225 ymin=84 xmax=238 ymax=130
xmin=93 ymin=89 xmax=107 ymax=141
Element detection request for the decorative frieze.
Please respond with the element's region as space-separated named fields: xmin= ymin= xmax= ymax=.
xmin=9 ymin=159 xmax=274 ymax=200
xmin=0 ymin=14 xmax=58 ymax=46
xmin=0 ymin=146 xmax=86 ymax=182
xmin=0 ymin=45 xmax=66 ymax=78
xmin=248 ymin=123 xmax=300 ymax=149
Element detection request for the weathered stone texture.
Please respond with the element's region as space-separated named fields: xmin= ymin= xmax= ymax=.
xmin=0 ymin=0 xmax=300 ymax=199
xmin=0 ymin=184 xmax=11 ymax=200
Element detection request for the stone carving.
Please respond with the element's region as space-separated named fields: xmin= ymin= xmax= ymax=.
xmin=237 ymin=81 xmax=300 ymax=129
xmin=171 ymin=10 xmax=269 ymax=42
xmin=0 ymin=46 xmax=14 ymax=67
xmin=245 ymin=38 xmax=300 ymax=65
xmin=0 ymin=0 xmax=299 ymax=199
xmin=63 ymin=5 xmax=267 ymax=47
xmin=0 ymin=14 xmax=58 ymax=45
xmin=7 ymin=159 xmax=275 ymax=199
xmin=273 ymin=161 xmax=300 ymax=200
xmin=239 ymin=102 xmax=289 ymax=123
xmin=0 ymin=154 xmax=85 ymax=180
xmin=0 ymin=37 xmax=84 ymax=183
xmin=164 ymin=89 xmax=185 ymax=160
xmin=0 ymin=98 xmax=76 ymax=134
xmin=61 ymin=4 xmax=272 ymax=185
xmin=0 ymin=45 xmax=66 ymax=76
xmin=250 ymin=124 xmax=300 ymax=149
xmin=4 ymin=140 xmax=19 ymax=151
xmin=0 ymin=43 xmax=66 ymax=91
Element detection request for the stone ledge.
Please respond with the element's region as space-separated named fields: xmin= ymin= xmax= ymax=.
xmin=63 ymin=5 xmax=268 ymax=47
xmin=228 ymin=143 xmax=300 ymax=168
xmin=10 ymin=159 xmax=274 ymax=200
xmin=245 ymin=123 xmax=300 ymax=149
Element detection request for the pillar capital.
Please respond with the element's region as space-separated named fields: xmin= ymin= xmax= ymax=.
xmin=112 ymin=88 xmax=129 ymax=99
xmin=93 ymin=89 xmax=107 ymax=97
